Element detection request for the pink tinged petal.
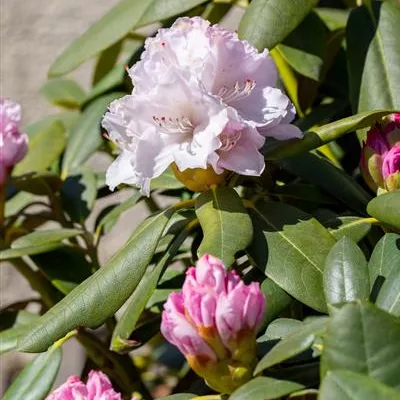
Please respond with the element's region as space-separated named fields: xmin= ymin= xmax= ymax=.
xmin=261 ymin=123 xmax=303 ymax=140
xmin=366 ymin=126 xmax=390 ymax=155
xmin=243 ymin=283 xmax=266 ymax=329
xmin=382 ymin=145 xmax=400 ymax=178
xmin=86 ymin=370 xmax=116 ymax=399
xmin=45 ymin=376 xmax=87 ymax=400
xmin=195 ymin=254 xmax=227 ymax=293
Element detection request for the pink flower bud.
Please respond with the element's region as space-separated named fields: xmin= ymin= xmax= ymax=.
xmin=161 ymin=254 xmax=266 ymax=393
xmin=0 ymin=97 xmax=28 ymax=185
xmin=360 ymin=114 xmax=400 ymax=192
xmin=46 ymin=370 xmax=134 ymax=400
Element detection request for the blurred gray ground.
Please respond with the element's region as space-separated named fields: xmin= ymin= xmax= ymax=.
xmin=0 ymin=0 xmax=241 ymax=395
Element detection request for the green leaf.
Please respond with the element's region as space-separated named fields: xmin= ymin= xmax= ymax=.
xmin=280 ymin=152 xmax=371 ymax=213
xmin=61 ymin=92 xmax=125 ymax=176
xmin=0 ymin=311 xmax=39 ymax=353
xmin=320 ymin=370 xmax=400 ymax=400
xmin=347 ymin=1 xmax=400 ymax=115
xmin=40 ymin=78 xmax=86 ymax=108
xmin=315 ymin=8 xmax=349 ymax=31
xmin=13 ymin=121 xmax=66 ymax=176
xmin=277 ymin=12 xmax=327 ymax=81
xmin=367 ymin=191 xmax=400 ymax=230
xmin=263 ymin=110 xmax=396 ymax=159
xmin=376 ymin=269 xmax=400 ymax=317
xmin=111 ymin=221 xmax=192 ymax=352
xmin=18 ymin=210 xmax=173 ymax=352
xmin=2 ymin=346 xmax=61 ymax=400
xmin=5 ymin=191 xmax=36 ymax=218
xmin=230 ymin=377 xmax=304 ymax=400
xmin=158 ymin=395 xmax=196 ymax=400
xmin=259 ymin=279 xmax=292 ymax=325
xmin=255 ymin=317 xmax=328 ymax=374
xmin=11 ymin=171 xmax=63 ymax=195
xmin=48 ymin=0 xmax=153 ymax=76
xmin=150 ymin=167 xmax=185 ymax=190
xmin=96 ymin=192 xmax=142 ymax=235
xmin=137 ymin=0 xmax=208 ymax=27
xmin=368 ymin=233 xmax=400 ymax=289
xmin=321 ymin=302 xmax=400 ymax=389
xmin=32 ymin=248 xmax=93 ymax=295
xmin=259 ymin=318 xmax=303 ymax=341
xmin=248 ymin=202 xmax=336 ymax=312
xmin=195 ymin=187 xmax=253 ymax=266
xmin=0 ymin=243 xmax=66 ymax=261
xmin=61 ymin=167 xmax=97 ymax=223
xmin=92 ymin=40 xmax=123 ymax=86
xmin=322 ymin=216 xmax=372 ymax=243
xmin=11 ymin=229 xmax=82 ymax=249
xmin=238 ymin=0 xmax=317 ymax=51
xmin=323 ymin=237 xmax=370 ymax=305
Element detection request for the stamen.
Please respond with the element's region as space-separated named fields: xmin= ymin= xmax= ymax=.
xmin=219 ymin=130 xmax=242 ymax=152
xmin=218 ymin=79 xmax=256 ymax=103
xmin=153 ymin=115 xmax=194 ymax=136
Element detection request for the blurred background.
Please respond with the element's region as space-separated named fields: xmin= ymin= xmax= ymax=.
xmin=0 ymin=0 xmax=241 ymax=394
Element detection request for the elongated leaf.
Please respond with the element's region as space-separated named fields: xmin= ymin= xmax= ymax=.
xmin=0 ymin=311 xmax=39 ymax=353
xmin=280 ymin=152 xmax=371 ymax=213
xmin=259 ymin=318 xmax=303 ymax=341
xmin=195 ymin=187 xmax=253 ymax=266
xmin=320 ymin=371 xmax=400 ymax=400
xmin=321 ymin=216 xmax=372 ymax=243
xmin=260 ymin=279 xmax=292 ymax=325
xmin=238 ymin=0 xmax=317 ymax=51
xmin=230 ymin=377 xmax=304 ymax=400
xmin=137 ymin=0 xmax=208 ymax=27
xmin=248 ymin=202 xmax=335 ymax=312
xmin=5 ymin=191 xmax=36 ymax=218
xmin=11 ymin=171 xmax=63 ymax=195
xmin=49 ymin=0 xmax=153 ymax=76
xmin=158 ymin=395 xmax=196 ymax=400
xmin=18 ymin=210 xmax=173 ymax=353
xmin=61 ymin=92 xmax=125 ymax=176
xmin=96 ymin=192 xmax=142 ymax=235
xmin=92 ymin=40 xmax=123 ymax=86
xmin=315 ymin=8 xmax=349 ymax=30
xmin=3 ymin=346 xmax=61 ymax=400
xmin=255 ymin=317 xmax=328 ymax=373
xmin=367 ymin=191 xmax=400 ymax=230
xmin=111 ymin=222 xmax=192 ymax=352
xmin=321 ymin=302 xmax=400 ymax=389
xmin=40 ymin=78 xmax=86 ymax=108
xmin=150 ymin=167 xmax=185 ymax=190
xmin=13 ymin=121 xmax=66 ymax=176
xmin=368 ymin=233 xmax=400 ymax=289
xmin=347 ymin=1 xmax=400 ymax=114
xmin=263 ymin=110 xmax=396 ymax=159
xmin=323 ymin=237 xmax=370 ymax=305
xmin=0 ymin=243 xmax=66 ymax=261
xmin=11 ymin=229 xmax=82 ymax=249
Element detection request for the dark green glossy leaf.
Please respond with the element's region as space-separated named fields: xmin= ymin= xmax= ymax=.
xmin=61 ymin=92 xmax=125 ymax=176
xmin=255 ymin=317 xmax=328 ymax=373
xmin=321 ymin=302 xmax=400 ymax=389
xmin=347 ymin=1 xmax=400 ymax=115
xmin=320 ymin=370 xmax=400 ymax=400
xmin=323 ymin=237 xmax=370 ymax=305
xmin=13 ymin=121 xmax=66 ymax=176
xmin=48 ymin=0 xmax=153 ymax=76
xmin=259 ymin=318 xmax=303 ymax=341
xmin=2 ymin=346 xmax=61 ymax=400
xmin=11 ymin=229 xmax=82 ymax=249
xmin=367 ymin=191 xmax=400 ymax=230
xmin=61 ymin=167 xmax=97 ymax=223
xmin=239 ymin=0 xmax=317 ymax=51
xmin=40 ymin=78 xmax=86 ymax=108
xmin=376 ymin=270 xmax=400 ymax=317
xmin=230 ymin=377 xmax=304 ymax=400
xmin=280 ymin=152 xmax=371 ymax=213
xmin=11 ymin=172 xmax=63 ymax=195
xmin=248 ymin=202 xmax=335 ymax=312
xmin=315 ymin=8 xmax=349 ymax=30
xmin=263 ymin=110 xmax=395 ymax=159
xmin=18 ymin=210 xmax=173 ymax=352
xmin=195 ymin=187 xmax=253 ymax=266
xmin=322 ymin=216 xmax=372 ymax=243
xmin=259 ymin=279 xmax=292 ymax=325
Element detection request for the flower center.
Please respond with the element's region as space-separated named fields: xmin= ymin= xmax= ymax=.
xmin=217 ymin=79 xmax=256 ymax=104
xmin=219 ymin=129 xmax=242 ymax=152
xmin=152 ymin=115 xmax=194 ymax=136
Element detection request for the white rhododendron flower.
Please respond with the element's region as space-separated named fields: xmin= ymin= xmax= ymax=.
xmin=102 ymin=17 xmax=303 ymax=195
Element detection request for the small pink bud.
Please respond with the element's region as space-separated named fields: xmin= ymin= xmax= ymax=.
xmin=360 ymin=114 xmax=400 ymax=192
xmin=46 ymin=370 xmax=135 ymax=400
xmin=161 ymin=254 xmax=266 ymax=393
xmin=0 ymin=97 xmax=28 ymax=185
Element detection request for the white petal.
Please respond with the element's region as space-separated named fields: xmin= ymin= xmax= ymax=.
xmin=262 ymin=123 xmax=303 ymax=140
xmin=105 ymin=150 xmax=138 ymax=191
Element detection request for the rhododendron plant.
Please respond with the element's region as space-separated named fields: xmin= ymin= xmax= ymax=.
xmin=2 ymin=1 xmax=400 ymax=400
xmin=102 ymin=17 xmax=302 ymax=194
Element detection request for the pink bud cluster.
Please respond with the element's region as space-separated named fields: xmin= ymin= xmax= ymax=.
xmin=46 ymin=370 xmax=134 ymax=400
xmin=0 ymin=97 xmax=28 ymax=185
xmin=161 ymin=254 xmax=265 ymax=392
xmin=360 ymin=114 xmax=400 ymax=192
